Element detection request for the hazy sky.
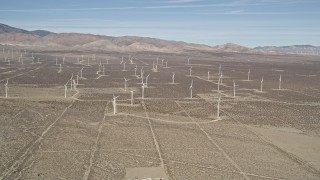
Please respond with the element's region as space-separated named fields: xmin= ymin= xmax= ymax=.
xmin=0 ymin=0 xmax=319 ymax=47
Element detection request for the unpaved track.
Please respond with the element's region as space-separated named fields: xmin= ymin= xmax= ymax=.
xmin=175 ymin=101 xmax=251 ymax=180
xmin=0 ymin=101 xmax=75 ymax=179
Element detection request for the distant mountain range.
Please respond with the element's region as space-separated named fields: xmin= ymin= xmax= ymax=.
xmin=255 ymin=45 xmax=320 ymax=56
xmin=0 ymin=23 xmax=319 ymax=55
xmin=0 ymin=23 xmax=53 ymax=37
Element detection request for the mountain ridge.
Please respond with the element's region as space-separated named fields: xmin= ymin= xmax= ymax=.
xmin=1 ymin=23 xmax=319 ymax=55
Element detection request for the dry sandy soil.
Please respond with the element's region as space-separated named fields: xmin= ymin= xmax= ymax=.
xmin=0 ymin=48 xmax=320 ymax=179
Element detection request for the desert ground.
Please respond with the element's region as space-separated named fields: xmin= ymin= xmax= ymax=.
xmin=0 ymin=47 xmax=320 ymax=180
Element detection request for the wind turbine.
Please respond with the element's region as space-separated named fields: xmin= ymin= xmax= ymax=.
xmin=37 ymin=58 xmax=40 ymax=64
xmin=220 ymin=72 xmax=223 ymax=84
xmin=233 ymin=80 xmax=236 ymax=97
xmin=102 ymin=64 xmax=105 ymax=75
xmin=279 ymin=74 xmax=282 ymax=90
xmin=248 ymin=69 xmax=251 ymax=81
xmin=134 ymin=65 xmax=138 ymax=76
xmin=172 ymin=72 xmax=175 ymax=84
xmin=124 ymin=77 xmax=130 ymax=91
xmin=130 ymin=56 xmax=133 ymax=64
xmin=141 ymin=83 xmax=145 ymax=99
xmin=217 ymin=96 xmax=221 ymax=118
xmin=145 ymin=74 xmax=150 ymax=87
xmin=120 ymin=56 xmax=124 ymax=64
xmin=161 ymin=59 xmax=164 ymax=66
xmin=165 ymin=61 xmax=168 ymax=68
xmin=70 ymin=74 xmax=74 ymax=90
xmin=73 ymin=80 xmax=76 ymax=90
xmin=63 ymin=55 xmax=65 ymax=64
xmin=189 ymin=79 xmax=193 ymax=99
xmin=64 ymin=84 xmax=67 ymax=98
xmin=207 ymin=70 xmax=210 ymax=81
xmin=58 ymin=64 xmax=62 ymax=73
xmin=141 ymin=70 xmax=144 ymax=84
xmin=123 ymin=61 xmax=127 ymax=71
xmin=76 ymin=74 xmax=79 ymax=85
xmin=217 ymin=76 xmax=221 ymax=92
xmin=260 ymin=77 xmax=264 ymax=92
xmin=113 ymin=94 xmax=119 ymax=115
xmin=130 ymin=89 xmax=135 ymax=105
xmin=4 ymin=79 xmax=8 ymax=98
xmin=189 ymin=66 xmax=192 ymax=76
xmin=80 ymin=67 xmax=84 ymax=79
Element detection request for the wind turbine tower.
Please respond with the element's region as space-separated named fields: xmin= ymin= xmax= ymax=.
xmin=260 ymin=77 xmax=264 ymax=92
xmin=189 ymin=80 xmax=193 ymax=99
xmin=124 ymin=77 xmax=130 ymax=91
xmin=113 ymin=95 xmax=119 ymax=115
xmin=279 ymin=74 xmax=282 ymax=90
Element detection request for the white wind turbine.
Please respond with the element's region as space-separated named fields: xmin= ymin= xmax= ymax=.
xmin=37 ymin=58 xmax=40 ymax=64
xmin=73 ymin=80 xmax=76 ymax=90
xmin=124 ymin=77 xmax=130 ymax=91
xmin=120 ymin=56 xmax=124 ymax=64
xmin=141 ymin=83 xmax=145 ymax=99
xmin=260 ymin=77 xmax=264 ymax=92
xmin=4 ymin=79 xmax=8 ymax=98
xmin=63 ymin=55 xmax=65 ymax=64
xmin=145 ymin=74 xmax=150 ymax=87
xmin=130 ymin=56 xmax=133 ymax=64
xmin=76 ymin=74 xmax=79 ymax=85
xmin=207 ymin=70 xmax=210 ymax=81
xmin=130 ymin=89 xmax=135 ymax=105
xmin=189 ymin=66 xmax=192 ymax=76
xmin=123 ymin=61 xmax=127 ymax=71
xmin=233 ymin=80 xmax=236 ymax=97
xmin=217 ymin=96 xmax=221 ymax=118
xmin=134 ymin=65 xmax=138 ymax=76
xmin=113 ymin=94 xmax=119 ymax=115
xmin=220 ymin=72 xmax=223 ymax=84
xmin=64 ymin=84 xmax=67 ymax=98
xmin=80 ymin=67 xmax=84 ymax=79
xmin=279 ymin=74 xmax=282 ymax=90
xmin=172 ymin=72 xmax=175 ymax=84
xmin=70 ymin=74 xmax=74 ymax=90
xmin=58 ymin=64 xmax=62 ymax=73
xmin=189 ymin=79 xmax=193 ymax=99
xmin=217 ymin=75 xmax=221 ymax=92
xmin=165 ymin=61 xmax=168 ymax=68
xmin=247 ymin=69 xmax=251 ymax=81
